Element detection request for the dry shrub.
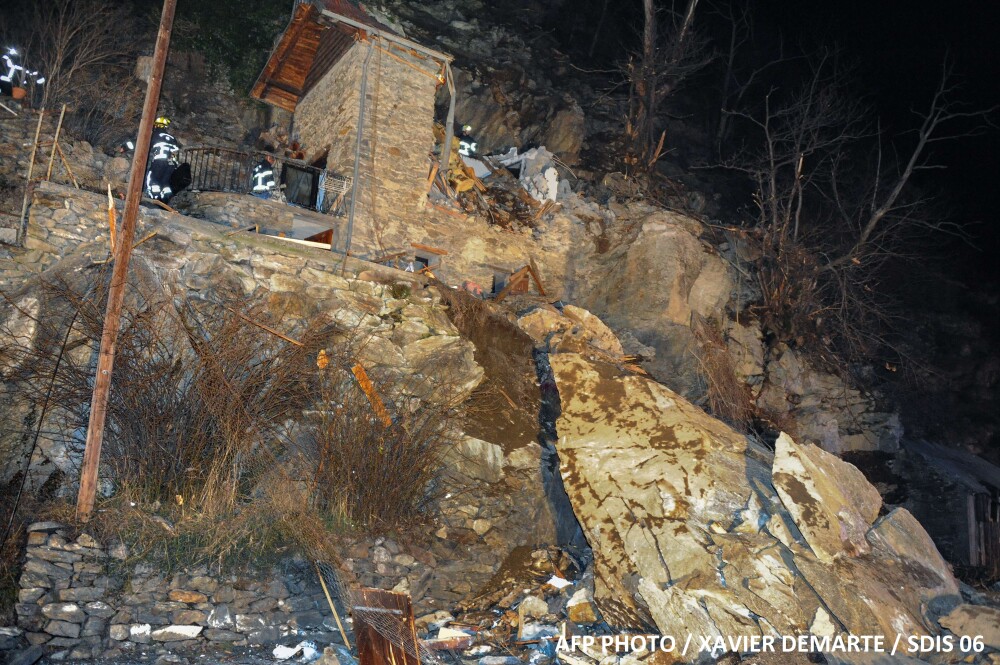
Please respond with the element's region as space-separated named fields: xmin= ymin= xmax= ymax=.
xmin=1 ymin=269 xmax=462 ymax=572
xmin=303 ymin=365 xmax=459 ymax=530
xmin=0 ymin=478 xmax=29 ymax=624
xmin=692 ymin=315 xmax=755 ymax=431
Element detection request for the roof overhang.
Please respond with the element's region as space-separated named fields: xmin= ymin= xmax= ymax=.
xmin=251 ymin=1 xmax=452 ymax=113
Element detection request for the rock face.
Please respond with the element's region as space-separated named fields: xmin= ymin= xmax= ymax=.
xmin=771 ymin=433 xmax=882 ymax=563
xmin=568 ymin=208 xmax=733 ymax=396
xmin=550 ymin=353 xmax=961 ymax=643
xmin=755 ymin=344 xmax=902 ymax=453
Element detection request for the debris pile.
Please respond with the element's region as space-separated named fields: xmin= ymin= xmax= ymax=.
xmin=414 ymin=547 xmax=602 ymax=665
xmin=428 ymin=133 xmax=565 ymax=231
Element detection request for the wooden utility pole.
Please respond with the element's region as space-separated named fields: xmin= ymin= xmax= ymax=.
xmin=76 ymin=0 xmax=177 ymax=521
xmin=17 ymin=109 xmax=45 ymax=245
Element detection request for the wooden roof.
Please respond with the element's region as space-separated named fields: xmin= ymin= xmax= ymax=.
xmin=251 ymin=3 xmax=327 ymax=112
xmin=251 ymin=1 xmax=410 ymax=113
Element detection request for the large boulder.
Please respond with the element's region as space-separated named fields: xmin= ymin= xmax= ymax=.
xmin=771 ymin=433 xmax=882 ymax=563
xmin=938 ymin=605 xmax=1000 ymax=650
xmin=550 ymin=353 xmax=961 ymax=645
xmin=517 ymin=304 xmax=624 ymax=358
xmin=568 ymin=209 xmax=732 ymax=396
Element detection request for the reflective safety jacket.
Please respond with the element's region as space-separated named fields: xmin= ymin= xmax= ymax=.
xmin=1 ymin=51 xmax=44 ymax=88
xmin=251 ymin=159 xmax=276 ymax=193
xmin=149 ymin=130 xmax=180 ymax=162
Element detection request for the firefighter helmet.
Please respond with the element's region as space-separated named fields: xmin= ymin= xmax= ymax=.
xmin=154 ymin=116 xmax=171 ymax=128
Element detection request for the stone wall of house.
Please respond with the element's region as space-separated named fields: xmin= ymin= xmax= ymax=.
xmin=294 ymin=44 xmax=365 ymax=175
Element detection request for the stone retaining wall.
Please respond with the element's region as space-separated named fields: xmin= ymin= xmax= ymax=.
xmin=17 ymin=521 xmax=338 ymax=660
xmin=15 ymin=517 xmax=514 ymax=660
xmin=6 ymin=182 xmax=567 ymax=659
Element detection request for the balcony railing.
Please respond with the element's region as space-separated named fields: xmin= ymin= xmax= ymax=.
xmin=179 ymin=146 xmax=351 ymax=215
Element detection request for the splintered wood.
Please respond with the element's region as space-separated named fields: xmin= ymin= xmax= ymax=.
xmin=351 ymin=363 xmax=393 ymax=428
xmin=495 ymin=260 xmax=547 ymax=303
xmin=353 ymin=588 xmax=420 ymax=665
xmin=426 ymin=154 xmax=558 ymax=230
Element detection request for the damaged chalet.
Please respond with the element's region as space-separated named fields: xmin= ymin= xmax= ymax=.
xmin=248 ymin=0 xmax=568 ymax=296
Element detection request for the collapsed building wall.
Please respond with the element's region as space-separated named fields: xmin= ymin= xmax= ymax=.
xmin=293 ymin=40 xmax=441 ymax=250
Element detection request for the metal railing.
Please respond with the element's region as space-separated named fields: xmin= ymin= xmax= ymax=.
xmin=179 ymin=146 xmax=351 ymax=215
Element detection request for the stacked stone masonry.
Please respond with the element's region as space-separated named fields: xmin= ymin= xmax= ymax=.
xmin=16 ymin=522 xmax=335 ymax=659
xmin=7 ymin=182 xmax=564 ymax=658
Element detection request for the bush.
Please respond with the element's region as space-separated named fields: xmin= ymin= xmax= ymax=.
xmin=1 ymin=270 xmax=461 ymax=570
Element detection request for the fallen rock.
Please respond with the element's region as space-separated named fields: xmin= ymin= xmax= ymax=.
xmin=566 ymin=586 xmax=599 ymax=625
xmin=550 ymin=353 xmax=961 ymax=643
xmin=569 ymin=210 xmax=733 ymax=395
xmin=772 ymin=432 xmax=882 ymax=562
xmin=517 ymin=305 xmax=624 ymax=358
xmin=939 ymin=604 xmax=1000 ymax=650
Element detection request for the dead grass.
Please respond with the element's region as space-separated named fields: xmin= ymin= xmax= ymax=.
xmin=691 ymin=315 xmax=755 ymax=431
xmin=0 ymin=270 xmax=464 ymax=574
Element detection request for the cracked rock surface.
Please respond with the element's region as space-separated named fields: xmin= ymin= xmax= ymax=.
xmin=550 ymin=353 xmax=962 ymax=643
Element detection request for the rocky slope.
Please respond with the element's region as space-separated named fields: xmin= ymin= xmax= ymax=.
xmin=551 ymin=353 xmax=961 ymax=645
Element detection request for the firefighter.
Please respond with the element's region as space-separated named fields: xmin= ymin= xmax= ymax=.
xmin=144 ymin=116 xmax=182 ymax=202
xmin=250 ymin=152 xmax=277 ymax=199
xmin=1 ymin=47 xmax=44 ymax=96
xmin=457 ymin=124 xmax=478 ymax=157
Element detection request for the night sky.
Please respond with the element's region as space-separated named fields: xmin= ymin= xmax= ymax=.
xmin=760 ymin=0 xmax=1000 ymax=273
xmin=544 ymin=0 xmax=999 ymax=279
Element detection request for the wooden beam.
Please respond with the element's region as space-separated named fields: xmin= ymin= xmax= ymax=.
xmin=494 ymin=265 xmax=530 ymax=303
xmin=351 ymin=363 xmax=392 ymax=428
xmin=45 ymin=104 xmax=67 ymax=181
xmin=16 ymin=109 xmax=45 ymax=243
xmin=76 ymin=0 xmax=177 ymax=522
xmin=411 ymin=242 xmax=448 ymax=256
xmin=527 ymin=257 xmax=547 ymax=296
xmin=260 ymin=78 xmax=304 ymax=98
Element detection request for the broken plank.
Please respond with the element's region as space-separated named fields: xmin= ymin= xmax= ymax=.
xmin=353 ymin=588 xmax=419 ymax=665
xmin=494 ymin=265 xmax=531 ymax=303
xmin=373 ymin=250 xmax=409 ymax=264
xmin=421 ymin=636 xmax=475 ymax=652
xmin=527 ymin=258 xmax=547 ymax=297
xmin=411 ymin=242 xmax=448 ymax=255
xmin=224 ymin=305 xmax=303 ymax=347
xmin=351 ymin=363 xmax=393 ymax=428
xmin=55 ymin=143 xmax=79 ymax=188
xmin=425 ymin=161 xmax=440 ymax=189
xmin=429 ymin=202 xmax=469 ymax=219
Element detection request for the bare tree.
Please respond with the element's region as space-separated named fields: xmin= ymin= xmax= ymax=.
xmin=724 ymin=56 xmax=995 ymax=362
xmin=624 ymin=0 xmax=713 ymax=172
xmin=26 ymin=0 xmax=136 ymax=109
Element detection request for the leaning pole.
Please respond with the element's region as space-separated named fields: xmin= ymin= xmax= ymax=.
xmin=76 ymin=0 xmax=177 ymax=521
